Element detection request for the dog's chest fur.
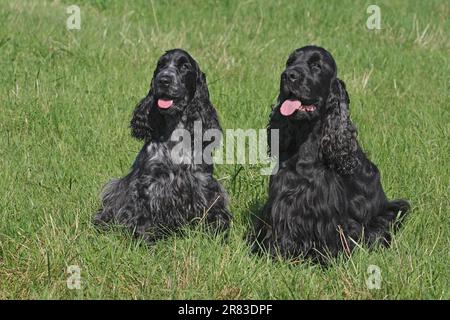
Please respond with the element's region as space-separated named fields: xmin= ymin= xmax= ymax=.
xmin=270 ymin=134 xmax=348 ymax=234
xmin=133 ymin=120 xmax=210 ymax=206
xmin=144 ymin=120 xmax=200 ymax=169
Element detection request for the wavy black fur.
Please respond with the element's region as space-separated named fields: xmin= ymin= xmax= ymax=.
xmin=250 ymin=46 xmax=410 ymax=262
xmin=93 ymin=49 xmax=231 ymax=242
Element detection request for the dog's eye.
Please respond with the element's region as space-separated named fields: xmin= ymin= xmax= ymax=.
xmin=157 ymin=60 xmax=167 ymax=69
xmin=310 ymin=62 xmax=321 ymax=71
xmin=180 ymin=63 xmax=191 ymax=71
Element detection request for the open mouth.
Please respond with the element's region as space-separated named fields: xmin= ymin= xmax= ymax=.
xmin=155 ymin=93 xmax=179 ymax=109
xmin=157 ymin=98 xmax=174 ymax=109
xmin=280 ymin=99 xmax=316 ymax=116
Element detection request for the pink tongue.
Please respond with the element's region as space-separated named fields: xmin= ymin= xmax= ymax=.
xmin=157 ymin=99 xmax=173 ymax=109
xmin=280 ymin=100 xmax=301 ymax=116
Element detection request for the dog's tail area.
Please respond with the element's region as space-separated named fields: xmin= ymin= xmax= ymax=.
xmin=366 ymin=198 xmax=410 ymax=248
xmin=387 ymin=199 xmax=410 ymax=230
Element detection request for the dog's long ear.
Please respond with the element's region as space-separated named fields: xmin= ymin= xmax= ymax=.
xmin=320 ymin=78 xmax=359 ymax=174
xmin=130 ymin=89 xmax=163 ymax=141
xmin=194 ymin=70 xmax=210 ymax=101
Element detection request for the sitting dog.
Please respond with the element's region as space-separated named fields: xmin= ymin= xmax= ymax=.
xmin=250 ymin=46 xmax=410 ymax=262
xmin=93 ymin=49 xmax=231 ymax=242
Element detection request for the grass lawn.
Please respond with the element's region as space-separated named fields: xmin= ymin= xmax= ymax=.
xmin=0 ymin=0 xmax=448 ymax=299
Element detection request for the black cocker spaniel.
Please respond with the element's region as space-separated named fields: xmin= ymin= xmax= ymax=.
xmin=93 ymin=49 xmax=231 ymax=242
xmin=250 ymin=46 xmax=410 ymax=262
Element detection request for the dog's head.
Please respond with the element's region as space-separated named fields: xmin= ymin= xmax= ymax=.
xmin=271 ymin=46 xmax=358 ymax=174
xmin=131 ymin=49 xmax=209 ymax=140
xmin=152 ymin=49 xmax=208 ymax=114
xmin=277 ymin=45 xmax=338 ymax=121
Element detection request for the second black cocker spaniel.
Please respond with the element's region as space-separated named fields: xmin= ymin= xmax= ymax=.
xmin=250 ymin=46 xmax=410 ymax=262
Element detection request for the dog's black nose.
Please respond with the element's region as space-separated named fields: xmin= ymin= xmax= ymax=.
xmin=284 ymin=69 xmax=300 ymax=82
xmin=158 ymin=75 xmax=172 ymax=87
